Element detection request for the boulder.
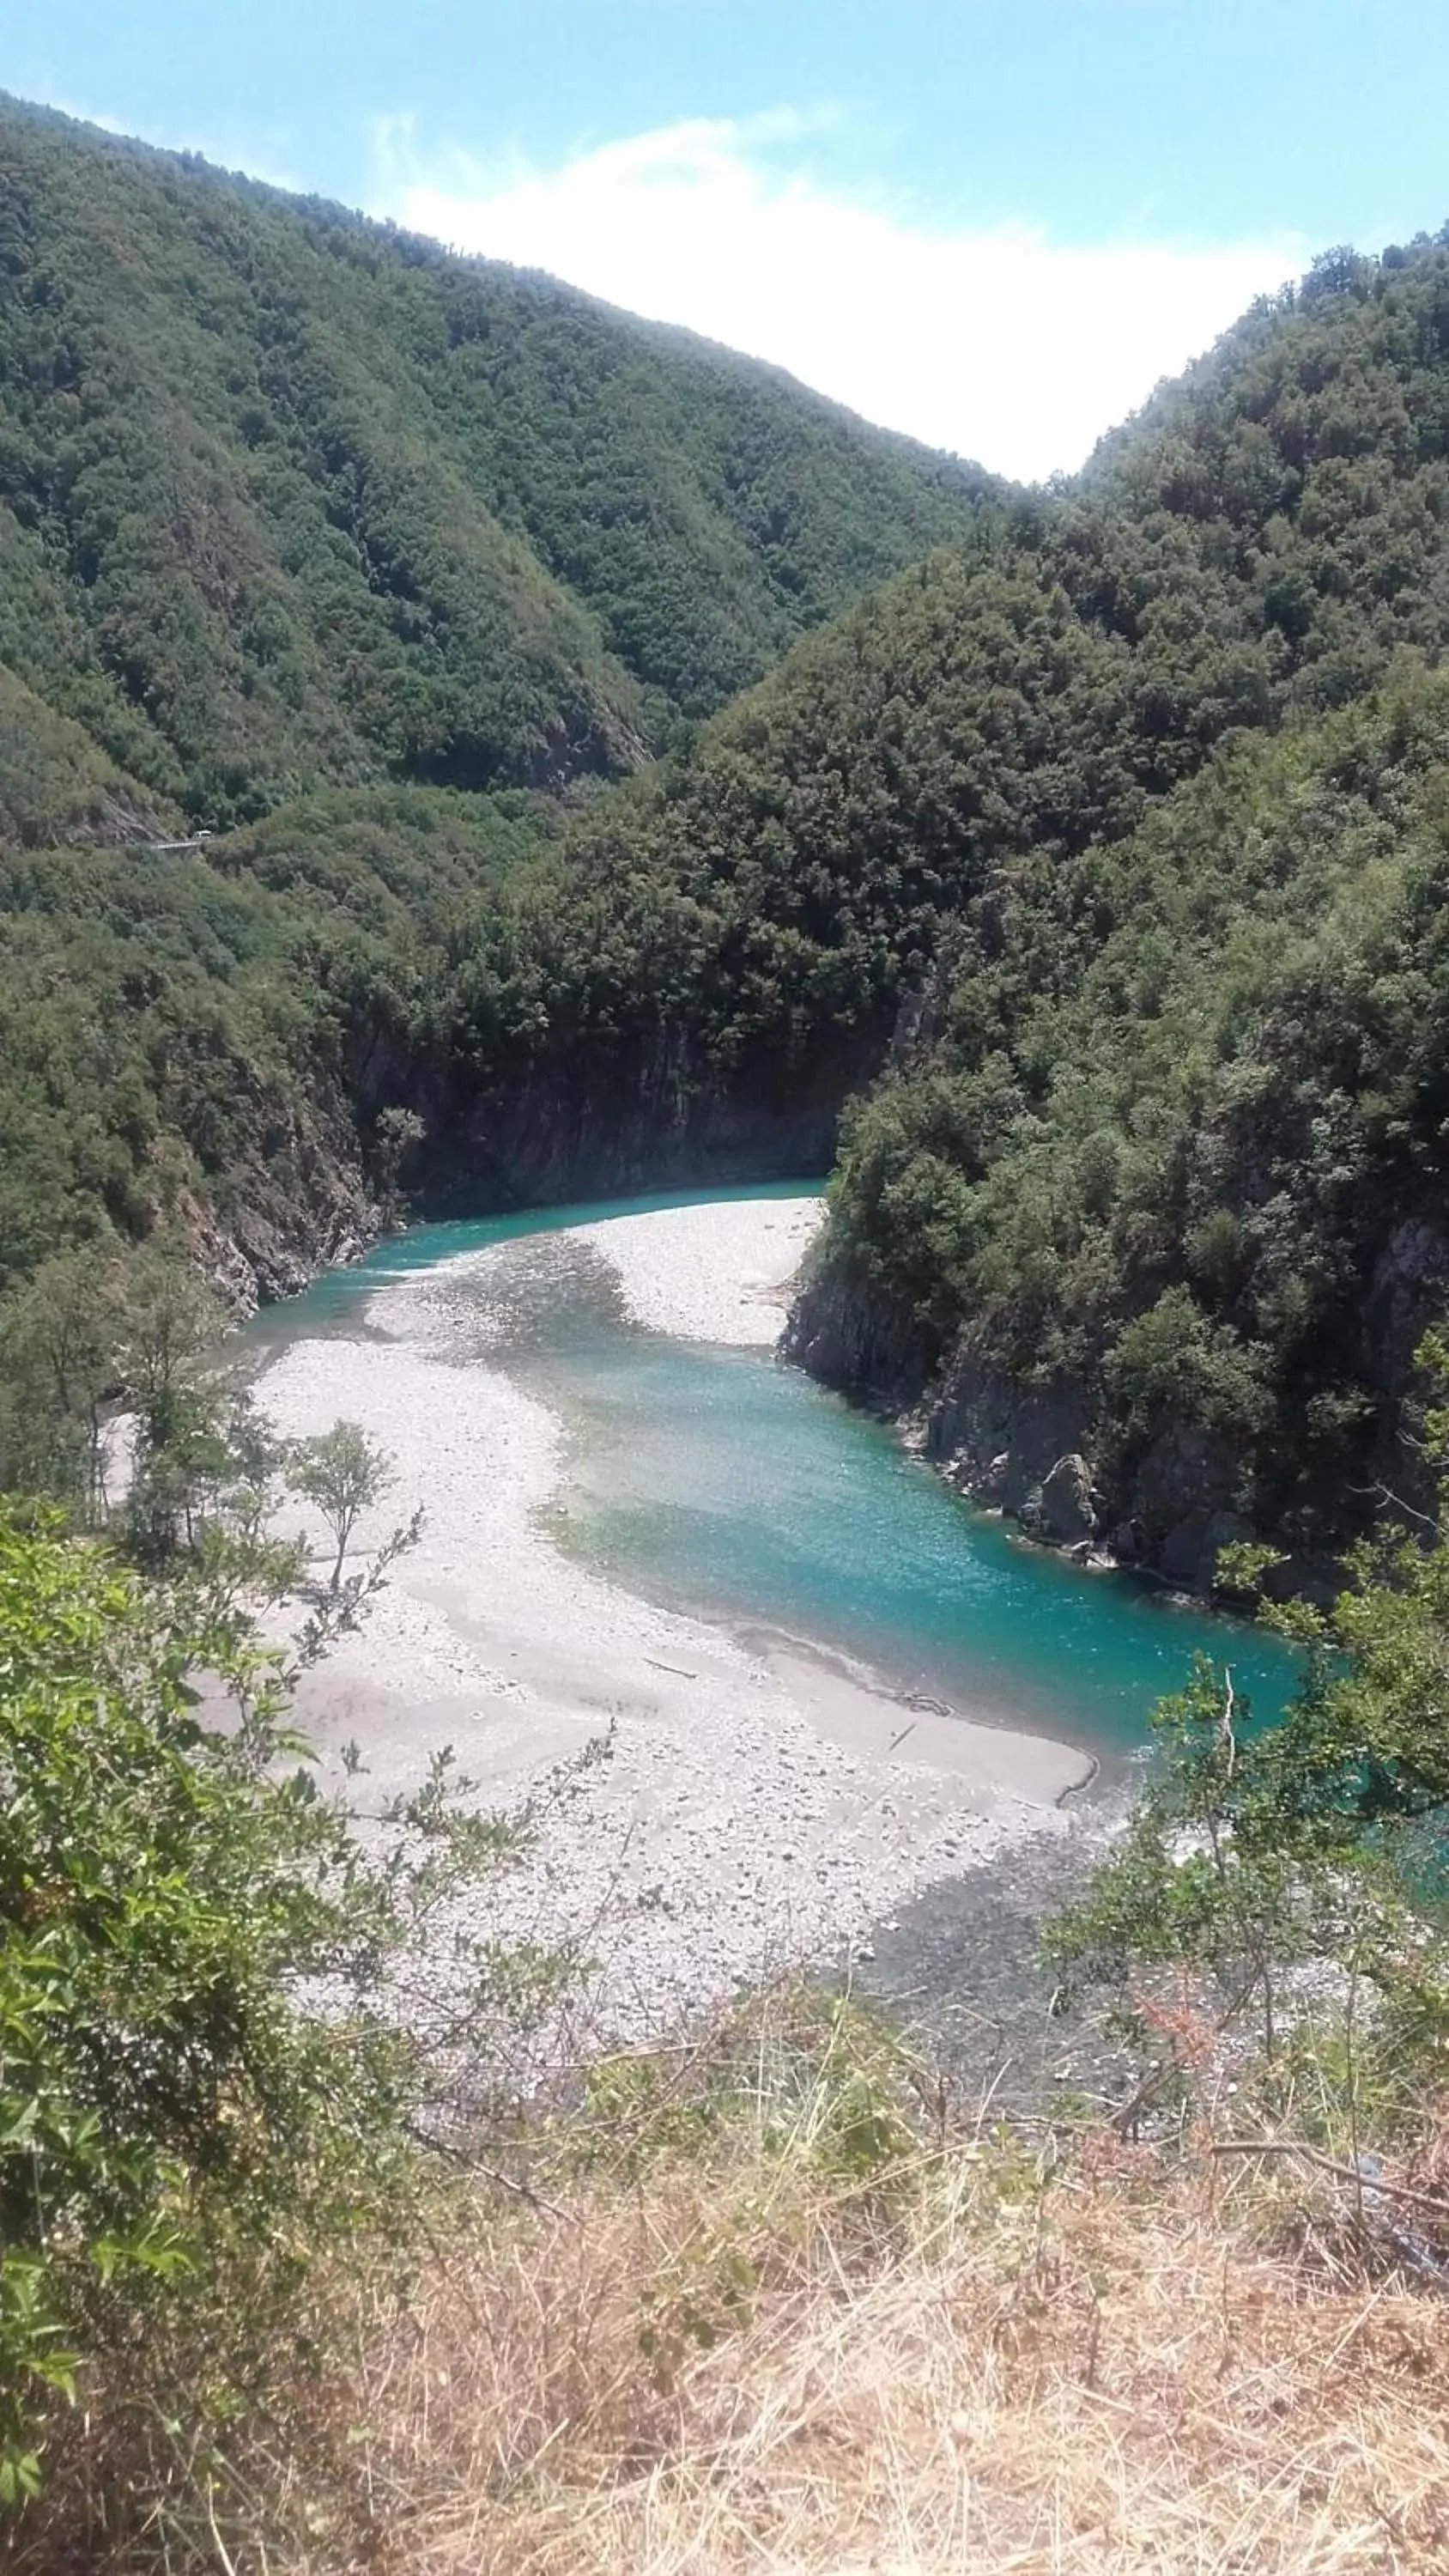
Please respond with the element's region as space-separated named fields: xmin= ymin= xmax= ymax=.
xmin=925 ymin=1358 xmax=1091 ymax=1516
xmin=1035 ymin=1452 xmax=1099 ymax=1545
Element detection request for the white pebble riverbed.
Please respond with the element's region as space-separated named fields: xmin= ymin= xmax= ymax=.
xmin=263 ymin=1200 xmax=1091 ymax=2051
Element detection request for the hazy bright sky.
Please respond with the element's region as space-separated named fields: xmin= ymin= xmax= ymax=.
xmin=11 ymin=2 xmax=1446 ymax=478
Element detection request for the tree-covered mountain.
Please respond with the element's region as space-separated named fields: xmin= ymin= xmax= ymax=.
xmin=0 ymin=97 xmax=986 ymax=837
xmin=452 ymin=231 xmax=1449 ymax=1577
xmin=10 ymin=101 xmax=1449 ymax=1581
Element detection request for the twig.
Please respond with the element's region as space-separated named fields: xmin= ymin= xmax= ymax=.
xmin=403 ymin=2120 xmax=567 ymax=2220
xmin=1349 ymin=1479 xmax=1439 ymax=1532
xmin=205 ymin=2488 xmax=240 ymax=2576
xmin=1212 ymin=2137 xmax=1449 ymax=2221
xmin=1109 ymin=2054 xmax=1181 ymax=2139
xmin=1216 ymin=1668 xmax=1237 ymax=1777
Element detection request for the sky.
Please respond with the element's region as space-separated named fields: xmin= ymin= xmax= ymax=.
xmin=9 ymin=1 xmax=1449 ymax=479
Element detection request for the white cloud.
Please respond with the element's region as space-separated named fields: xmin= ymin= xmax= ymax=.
xmin=373 ymin=115 xmax=1306 ymax=482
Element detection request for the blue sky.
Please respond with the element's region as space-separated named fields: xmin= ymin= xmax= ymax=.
xmin=11 ymin=1 xmax=1447 ymax=476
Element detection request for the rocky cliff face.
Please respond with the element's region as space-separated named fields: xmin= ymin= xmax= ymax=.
xmin=205 ymin=1023 xmax=877 ymax=1313
xmin=1362 ymin=1217 xmax=1449 ymax=1516
xmin=919 ymin=1344 xmax=1257 ymax=1593
xmin=355 ymin=1010 xmax=893 ymax=1236
xmin=784 ymin=1242 xmax=1339 ymax=1598
xmin=779 ymin=1261 xmax=933 ymax=1403
xmin=192 ymin=1188 xmax=384 ymax=1315
xmin=430 ymin=1051 xmax=850 ymax=1214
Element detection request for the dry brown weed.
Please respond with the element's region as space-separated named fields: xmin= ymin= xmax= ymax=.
xmin=19 ymin=2013 xmax=1449 ymax=2575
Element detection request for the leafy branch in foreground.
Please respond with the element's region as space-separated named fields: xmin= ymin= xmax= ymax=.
xmin=0 ymin=1491 xmax=517 ymax=2515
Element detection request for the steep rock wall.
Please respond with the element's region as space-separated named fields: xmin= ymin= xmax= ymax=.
xmin=785 ymin=1242 xmax=1336 ymax=1598
xmin=208 ymin=1025 xmax=880 ymax=1311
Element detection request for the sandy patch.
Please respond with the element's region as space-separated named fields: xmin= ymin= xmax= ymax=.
xmin=557 ymin=1193 xmax=826 ymax=1343
xmin=761 ymin=1641 xmax=1092 ymax=1805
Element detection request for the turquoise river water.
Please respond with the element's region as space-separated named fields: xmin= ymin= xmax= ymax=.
xmin=250 ymin=1182 xmax=1300 ymax=1772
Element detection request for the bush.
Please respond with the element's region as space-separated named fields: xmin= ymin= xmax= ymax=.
xmin=0 ymin=1503 xmax=485 ymax=2508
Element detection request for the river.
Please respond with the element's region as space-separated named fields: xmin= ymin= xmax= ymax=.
xmin=250 ymin=1180 xmax=1299 ymax=1774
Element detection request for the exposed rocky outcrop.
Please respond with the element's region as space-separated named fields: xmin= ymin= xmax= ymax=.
xmin=786 ymin=1242 xmax=1271 ymax=1596
xmin=188 ymin=1183 xmax=384 ymax=1315
xmin=376 ymin=1019 xmax=884 ymax=1242
xmin=779 ymin=1262 xmax=932 ymax=1402
xmin=924 ymin=1359 xmax=1091 ymax=1517
xmin=1025 ymin=1453 xmax=1100 ymax=1548
xmin=1363 ymin=1215 xmax=1449 ymax=1516
xmin=198 ymin=1022 xmax=879 ymax=1317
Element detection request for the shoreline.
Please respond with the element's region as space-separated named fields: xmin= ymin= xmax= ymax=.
xmin=259 ymin=1199 xmax=1095 ymax=2045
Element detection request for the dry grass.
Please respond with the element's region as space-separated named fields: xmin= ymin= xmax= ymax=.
xmin=21 ymin=2000 xmax=1449 ymax=2575
xmin=318 ymin=2148 xmax=1449 ymax=2575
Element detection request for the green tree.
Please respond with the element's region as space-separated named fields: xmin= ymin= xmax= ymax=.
xmin=372 ymin=1103 xmax=427 ymax=1214
xmin=114 ymin=1246 xmax=230 ymax=1560
xmin=0 ymin=1514 xmax=389 ymax=2495
xmin=0 ymin=1249 xmax=124 ymax=1517
xmin=1046 ymin=1331 xmax=1449 ymax=2106
xmin=291 ymin=1419 xmax=400 ymax=1592
xmin=0 ymin=1474 xmax=516 ymax=2518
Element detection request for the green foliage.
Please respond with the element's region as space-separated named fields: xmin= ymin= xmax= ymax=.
xmin=828 ymin=662 xmax=1449 ymax=1548
xmin=0 ymin=1249 xmax=122 ymax=1515
xmin=0 ymin=1510 xmax=420 ymax=2488
xmin=0 ymin=787 xmax=560 ymax=1287
xmin=0 ymin=1239 xmax=246 ymax=1557
xmin=290 ymin=1419 xmax=398 ymax=1590
xmin=576 ymin=1986 xmax=921 ymax=2185
xmin=1104 ymin=1289 xmax=1272 ymax=1449
xmin=0 ymin=95 xmax=983 ymax=833
xmin=0 ymin=1321 xmax=539 ymax=2515
xmin=10 ymin=110 xmax=1449 ymax=1587
xmin=1047 ymin=1334 xmax=1449 ymax=2110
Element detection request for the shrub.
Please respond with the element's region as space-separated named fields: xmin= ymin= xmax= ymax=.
xmin=0 ymin=1504 xmax=482 ymax=2506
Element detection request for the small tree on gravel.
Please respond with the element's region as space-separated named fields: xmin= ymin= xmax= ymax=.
xmin=292 ymin=1419 xmax=398 ymax=1590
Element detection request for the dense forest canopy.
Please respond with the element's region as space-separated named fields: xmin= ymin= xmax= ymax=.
xmin=8 ymin=99 xmax=1449 ymax=1565
xmin=0 ymin=95 xmax=986 ymax=835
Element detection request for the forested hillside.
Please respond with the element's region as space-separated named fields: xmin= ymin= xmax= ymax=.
xmin=19 ymin=84 xmax=1449 ymax=2573
xmin=9 ymin=98 xmax=1449 ymax=1578
xmin=0 ymin=97 xmax=984 ymax=837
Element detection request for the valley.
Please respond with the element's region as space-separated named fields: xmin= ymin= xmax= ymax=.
xmin=246 ymin=1188 xmax=1298 ymax=2065
xmin=9 ymin=84 xmax=1449 ymax=2573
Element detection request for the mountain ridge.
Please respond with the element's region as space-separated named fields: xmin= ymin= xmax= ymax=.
xmin=10 ymin=98 xmax=1449 ymax=1583
xmin=0 ymin=94 xmax=990 ymax=841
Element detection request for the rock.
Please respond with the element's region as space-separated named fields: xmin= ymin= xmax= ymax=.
xmin=1366 ymin=1218 xmax=1449 ymax=1394
xmin=782 ymin=1263 xmax=931 ymax=1397
xmin=925 ymin=1360 xmax=1092 ymax=1517
xmin=1362 ymin=1216 xmax=1449 ymax=1520
xmin=1134 ymin=1425 xmax=1244 ymax=1534
xmin=1034 ymin=1453 xmax=1099 ymax=1546
xmin=1158 ymin=1512 xmax=1213 ymax=1586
